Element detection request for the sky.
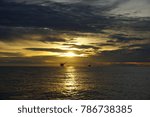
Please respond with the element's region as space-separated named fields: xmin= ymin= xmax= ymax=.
xmin=0 ymin=0 xmax=150 ymax=66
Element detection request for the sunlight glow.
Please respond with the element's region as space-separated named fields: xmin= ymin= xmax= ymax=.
xmin=60 ymin=52 xmax=85 ymax=57
xmin=65 ymin=52 xmax=77 ymax=57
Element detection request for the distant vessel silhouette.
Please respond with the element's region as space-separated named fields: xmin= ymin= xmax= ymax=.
xmin=60 ymin=63 xmax=66 ymax=67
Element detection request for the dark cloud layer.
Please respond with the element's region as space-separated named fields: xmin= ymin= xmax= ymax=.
xmin=0 ymin=52 xmax=23 ymax=57
xmin=64 ymin=44 xmax=99 ymax=49
xmin=108 ymin=34 xmax=143 ymax=43
xmin=0 ymin=0 xmax=149 ymax=33
xmin=39 ymin=37 xmax=67 ymax=43
xmin=98 ymin=47 xmax=150 ymax=62
xmin=25 ymin=48 xmax=82 ymax=55
xmin=0 ymin=0 xmax=110 ymax=32
xmin=0 ymin=26 xmax=51 ymax=41
xmin=0 ymin=0 xmax=149 ymax=65
xmin=25 ymin=48 xmax=67 ymax=53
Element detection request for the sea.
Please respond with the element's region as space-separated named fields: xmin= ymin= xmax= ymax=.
xmin=0 ymin=65 xmax=150 ymax=100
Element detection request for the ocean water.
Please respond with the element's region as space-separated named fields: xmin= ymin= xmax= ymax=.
xmin=0 ymin=65 xmax=150 ymax=100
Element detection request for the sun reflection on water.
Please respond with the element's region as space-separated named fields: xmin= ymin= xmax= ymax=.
xmin=45 ymin=66 xmax=90 ymax=99
xmin=63 ymin=66 xmax=78 ymax=94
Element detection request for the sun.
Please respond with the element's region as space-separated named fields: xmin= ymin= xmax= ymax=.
xmin=59 ymin=52 xmax=85 ymax=57
xmin=63 ymin=52 xmax=77 ymax=57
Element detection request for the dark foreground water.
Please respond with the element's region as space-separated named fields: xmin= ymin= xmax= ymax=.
xmin=0 ymin=65 xmax=150 ymax=100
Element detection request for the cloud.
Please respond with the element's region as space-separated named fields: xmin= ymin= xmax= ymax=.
xmin=39 ymin=37 xmax=67 ymax=43
xmin=0 ymin=26 xmax=68 ymax=43
xmin=0 ymin=52 xmax=23 ymax=57
xmin=25 ymin=47 xmax=83 ymax=55
xmin=64 ymin=44 xmax=99 ymax=49
xmin=2 ymin=0 xmax=150 ymax=18
xmin=97 ymin=47 xmax=150 ymax=62
xmin=0 ymin=0 xmax=115 ymax=32
xmin=0 ymin=0 xmax=149 ymax=34
xmin=108 ymin=34 xmax=143 ymax=43
xmin=96 ymin=43 xmax=116 ymax=46
xmin=109 ymin=0 xmax=150 ymax=17
xmin=0 ymin=0 xmax=149 ymax=65
xmin=0 ymin=26 xmax=52 ymax=42
xmin=25 ymin=48 xmax=67 ymax=53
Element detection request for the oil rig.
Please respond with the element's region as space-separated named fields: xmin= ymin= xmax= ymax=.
xmin=60 ymin=63 xmax=66 ymax=67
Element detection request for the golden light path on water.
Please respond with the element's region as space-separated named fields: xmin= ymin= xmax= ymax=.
xmin=60 ymin=66 xmax=95 ymax=99
xmin=44 ymin=65 xmax=93 ymax=99
xmin=45 ymin=66 xmax=81 ymax=99
xmin=63 ymin=66 xmax=78 ymax=95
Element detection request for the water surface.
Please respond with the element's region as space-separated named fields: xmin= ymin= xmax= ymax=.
xmin=0 ymin=65 xmax=150 ymax=100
